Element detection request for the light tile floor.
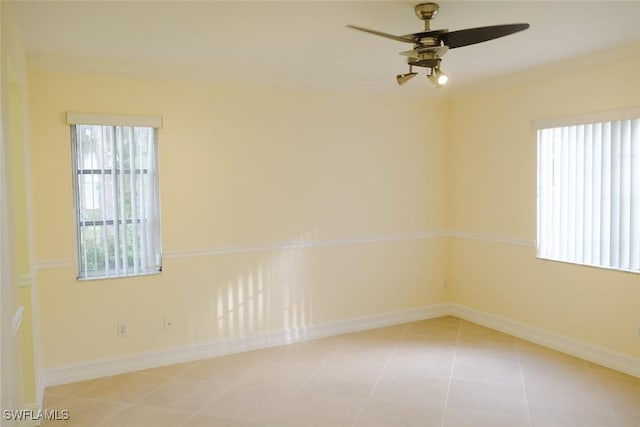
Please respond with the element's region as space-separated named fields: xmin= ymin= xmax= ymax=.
xmin=41 ymin=317 xmax=640 ymax=426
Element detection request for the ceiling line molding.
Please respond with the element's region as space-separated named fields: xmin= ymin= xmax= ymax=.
xmin=25 ymin=53 xmax=428 ymax=98
xmin=447 ymin=40 xmax=640 ymax=97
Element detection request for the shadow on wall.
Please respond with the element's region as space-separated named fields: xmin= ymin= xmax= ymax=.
xmin=205 ymin=236 xmax=316 ymax=343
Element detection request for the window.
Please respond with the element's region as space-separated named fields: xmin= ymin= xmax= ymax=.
xmin=536 ymin=107 xmax=640 ymax=273
xmin=68 ymin=113 xmax=162 ymax=279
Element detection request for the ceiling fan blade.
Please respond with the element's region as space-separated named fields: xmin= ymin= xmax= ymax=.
xmin=441 ymin=23 xmax=529 ymax=49
xmin=346 ymin=25 xmax=415 ymax=43
xmin=401 ymin=29 xmax=448 ymax=41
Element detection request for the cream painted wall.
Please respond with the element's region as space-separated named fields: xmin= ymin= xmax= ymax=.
xmin=446 ymin=54 xmax=640 ymax=356
xmin=28 ymin=45 xmax=640 ymax=381
xmin=29 ymin=69 xmax=448 ymax=368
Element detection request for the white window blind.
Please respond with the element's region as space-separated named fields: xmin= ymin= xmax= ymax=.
xmin=69 ymin=113 xmax=162 ymax=279
xmin=536 ymin=109 xmax=640 ymax=273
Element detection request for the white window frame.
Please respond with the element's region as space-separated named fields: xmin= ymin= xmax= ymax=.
xmin=534 ymin=106 xmax=640 ymax=274
xmin=67 ymin=113 xmax=163 ymax=280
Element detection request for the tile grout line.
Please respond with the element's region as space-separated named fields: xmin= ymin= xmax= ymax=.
xmin=43 ymin=375 xmax=127 ymax=425
xmin=583 ymin=359 xmax=624 ymax=427
xmin=349 ymin=324 xmax=408 ymax=427
xmin=514 ymin=339 xmax=534 ymax=427
xmin=439 ymin=318 xmax=463 ymax=427
xmin=176 ymin=351 xmax=280 ymax=426
xmin=152 ymin=359 xmax=233 ymax=426
xmin=43 ymin=318 xmax=639 ymax=426
xmin=266 ymin=335 xmax=348 ymax=424
xmin=46 ymin=374 xmax=114 ymax=401
xmin=45 ymin=372 xmax=173 ymax=427
xmin=136 ymin=364 xmax=219 ymax=424
xmin=93 ymin=372 xmax=179 ymax=426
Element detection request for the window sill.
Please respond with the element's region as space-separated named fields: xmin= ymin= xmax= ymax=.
xmin=536 ymin=256 xmax=640 ymax=275
xmin=76 ymin=269 xmax=162 ymax=282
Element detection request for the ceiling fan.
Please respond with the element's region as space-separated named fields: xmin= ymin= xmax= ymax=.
xmin=347 ymin=3 xmax=529 ymax=88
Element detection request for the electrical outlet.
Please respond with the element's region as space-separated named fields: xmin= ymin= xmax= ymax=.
xmin=117 ymin=321 xmax=128 ymax=337
xmin=443 ymin=280 xmax=448 ymax=289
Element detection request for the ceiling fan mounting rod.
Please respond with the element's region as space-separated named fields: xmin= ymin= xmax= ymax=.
xmin=414 ymin=2 xmax=439 ymax=31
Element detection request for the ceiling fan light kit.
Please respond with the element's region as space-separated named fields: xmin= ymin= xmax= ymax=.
xmin=347 ymin=2 xmax=529 ymax=88
xmin=428 ymin=66 xmax=448 ymax=88
xmin=396 ymin=65 xmax=418 ymax=86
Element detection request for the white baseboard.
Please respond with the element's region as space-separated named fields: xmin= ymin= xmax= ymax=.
xmin=41 ymin=304 xmax=450 ymax=388
xmin=449 ymin=303 xmax=640 ymax=378
xmin=40 ymin=302 xmax=639 ymax=392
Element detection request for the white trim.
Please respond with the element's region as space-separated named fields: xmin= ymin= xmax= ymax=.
xmin=448 ymin=231 xmax=535 ymax=248
xmin=40 ymin=302 xmax=640 ymax=387
xmin=36 ymin=231 xmax=538 ymax=269
xmin=449 ymin=41 xmax=640 ymax=98
xmin=11 ymin=306 xmax=24 ymax=339
xmin=18 ymin=274 xmax=32 ymax=288
xmin=536 ymin=254 xmax=640 ymax=276
xmin=164 ymin=231 xmax=448 ymax=259
xmin=41 ymin=304 xmax=449 ymax=387
xmin=448 ymin=303 xmax=640 ymax=379
xmin=66 ymin=112 xmax=162 ymax=128
xmin=35 ymin=232 xmax=449 ymax=268
xmin=35 ymin=231 xmax=554 ymax=270
xmin=531 ymin=105 xmax=640 ymax=130
xmin=35 ymin=259 xmax=74 ymax=270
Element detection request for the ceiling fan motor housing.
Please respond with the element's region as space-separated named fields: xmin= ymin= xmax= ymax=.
xmin=408 ymin=58 xmax=440 ymax=69
xmin=415 ymin=3 xmax=440 ymax=24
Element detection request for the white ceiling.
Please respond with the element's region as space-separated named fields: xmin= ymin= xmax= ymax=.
xmin=8 ymin=1 xmax=640 ymax=93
